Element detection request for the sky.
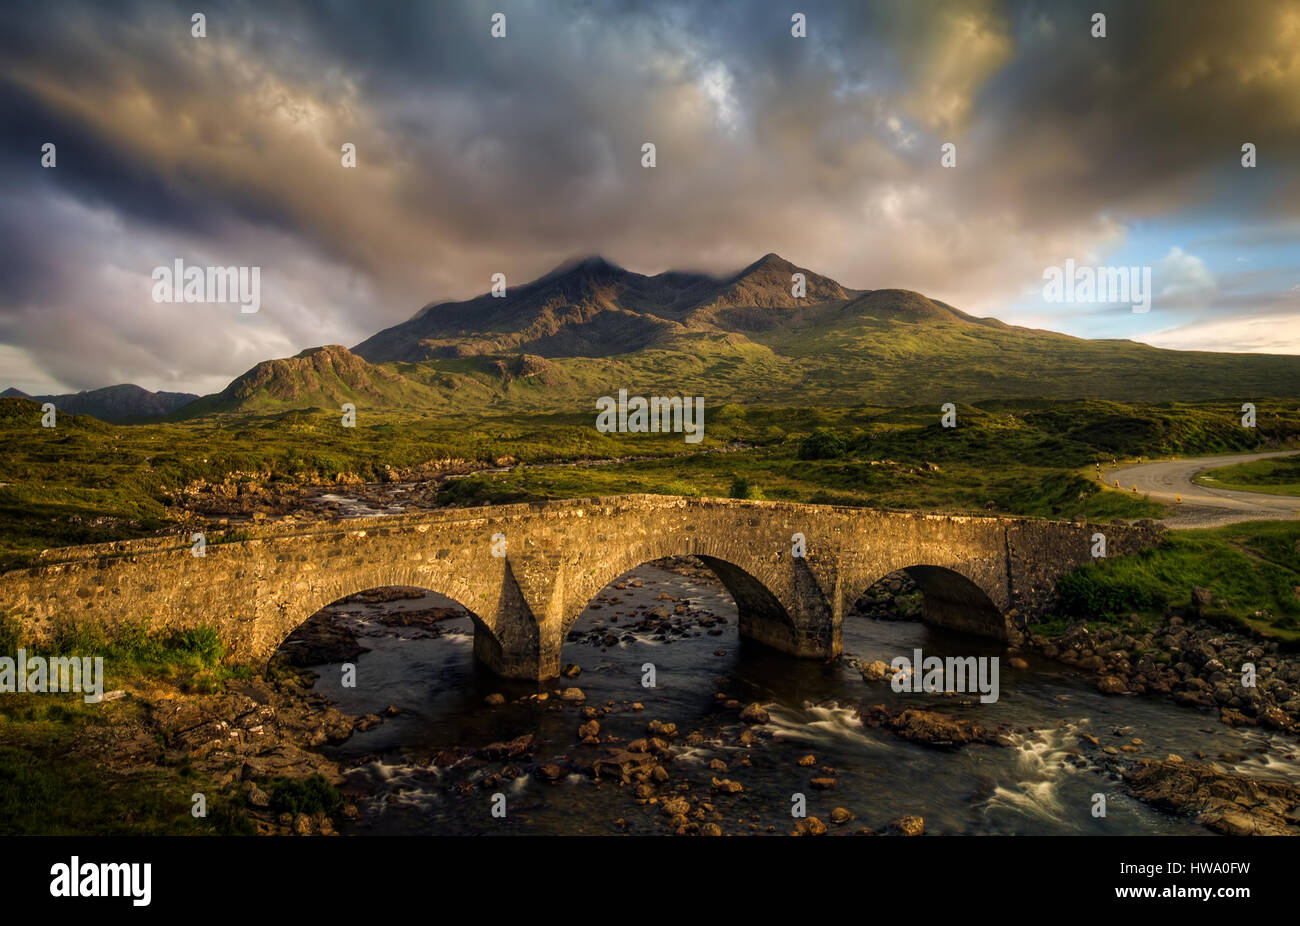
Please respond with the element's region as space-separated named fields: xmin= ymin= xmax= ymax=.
xmin=1 ymin=0 xmax=1298 ymax=396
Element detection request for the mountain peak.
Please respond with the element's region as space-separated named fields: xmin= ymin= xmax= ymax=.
xmin=710 ymin=252 xmax=849 ymax=307
xmin=742 ymin=252 xmax=795 ymax=273
xmin=542 ymin=254 xmax=624 ymax=278
xmin=293 ymin=344 xmax=353 ymax=359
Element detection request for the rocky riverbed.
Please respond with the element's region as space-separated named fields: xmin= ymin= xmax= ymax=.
xmin=288 ymin=557 xmax=1300 ymax=837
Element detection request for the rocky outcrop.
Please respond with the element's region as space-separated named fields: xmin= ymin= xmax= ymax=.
xmin=1121 ymin=757 xmax=1300 ymax=836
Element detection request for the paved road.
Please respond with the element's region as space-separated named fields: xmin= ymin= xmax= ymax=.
xmin=1106 ymin=450 xmax=1300 ymax=528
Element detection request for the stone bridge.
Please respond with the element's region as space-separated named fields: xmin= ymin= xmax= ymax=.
xmin=0 ymin=495 xmax=1160 ymax=680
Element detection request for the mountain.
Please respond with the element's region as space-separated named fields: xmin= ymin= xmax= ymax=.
xmin=176 ymin=345 xmax=441 ymax=416
xmin=351 ymin=252 xmax=857 ymax=363
xmin=1 ymin=384 xmax=199 ymax=422
xmin=192 ymin=252 xmax=1300 ymax=415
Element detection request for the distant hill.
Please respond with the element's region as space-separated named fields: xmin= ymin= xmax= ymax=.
xmin=186 ymin=252 xmax=1300 ymax=415
xmin=176 ymin=345 xmax=434 ymax=416
xmin=1 ymin=384 xmax=199 ymax=422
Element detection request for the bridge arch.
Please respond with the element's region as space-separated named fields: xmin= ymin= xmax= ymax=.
xmin=272 ymin=583 xmax=487 ymax=667
xmin=561 ymin=544 xmax=804 ymax=657
xmin=261 ymin=562 xmax=506 ymax=670
xmin=846 ymin=564 xmax=1011 ymax=640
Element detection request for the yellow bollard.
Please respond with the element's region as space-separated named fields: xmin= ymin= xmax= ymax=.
xmin=1131 ymin=484 xmax=1137 ymax=492
xmin=1113 ymin=480 xmax=1120 ymax=488
xmin=1176 ymin=494 xmax=1182 ymax=503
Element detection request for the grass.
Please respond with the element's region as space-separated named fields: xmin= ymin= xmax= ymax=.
xmin=0 ymin=610 xmax=243 ymax=693
xmin=0 ymin=671 xmax=252 ymax=835
xmin=175 ymin=313 xmax=1300 ymax=418
xmin=0 ymin=613 xmax=264 ymax=836
xmin=7 ymin=395 xmax=1299 ymax=569
xmin=0 ymin=732 xmax=254 ymax=835
xmin=3 ymin=381 xmax=1300 ymax=833
xmin=1053 ymin=520 xmax=1300 ymax=641
xmin=1196 ymin=454 xmax=1300 ymax=497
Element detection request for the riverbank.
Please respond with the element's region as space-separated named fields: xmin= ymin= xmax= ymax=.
xmin=0 ymin=658 xmax=371 ymax=835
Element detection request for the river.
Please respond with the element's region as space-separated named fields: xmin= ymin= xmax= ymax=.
xmin=293 ymin=560 xmax=1300 ymax=836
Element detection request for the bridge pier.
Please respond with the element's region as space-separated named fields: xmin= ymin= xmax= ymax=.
xmin=904 ymin=565 xmax=1016 ymax=640
xmin=472 ymin=618 xmax=561 ymax=680
xmin=700 ymin=555 xmax=842 ymax=662
xmin=474 ymin=558 xmax=564 ymax=680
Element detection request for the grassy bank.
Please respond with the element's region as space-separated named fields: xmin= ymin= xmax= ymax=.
xmin=0 ymin=704 xmax=254 ymax=835
xmin=1196 ymin=454 xmax=1300 ymax=497
xmin=1051 ymin=520 xmax=1300 ymax=642
xmin=0 ymin=618 xmax=255 ymax=835
xmin=0 ymin=615 xmax=351 ymax=835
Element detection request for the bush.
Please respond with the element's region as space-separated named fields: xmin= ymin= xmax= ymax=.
xmin=729 ymin=475 xmax=764 ymax=500
xmin=1057 ymin=566 xmax=1156 ymax=618
xmin=798 ymin=429 xmax=849 ymax=460
xmin=654 ymin=480 xmax=699 ymax=497
xmin=268 ymin=774 xmax=343 ymax=817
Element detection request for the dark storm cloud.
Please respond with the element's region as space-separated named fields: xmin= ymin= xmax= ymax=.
xmin=0 ymin=0 xmax=1296 ymax=392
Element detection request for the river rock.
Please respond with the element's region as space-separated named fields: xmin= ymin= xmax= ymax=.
xmin=859 ymin=705 xmax=1005 ymax=749
xmin=711 ymin=777 xmax=743 ymax=794
xmin=1097 ymin=676 xmax=1128 ymax=695
xmin=661 ymin=797 xmax=690 ymax=817
xmin=478 ymin=734 xmax=536 ymax=760
xmin=860 ymin=660 xmax=891 ymax=681
xmin=589 ymin=748 xmax=659 ymax=783
xmin=533 ymin=762 xmax=566 ymax=782
xmin=889 ymin=815 xmax=925 ymax=836
xmin=647 ymin=719 xmax=677 ymax=737
xmin=793 ymin=816 xmax=827 ymax=836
